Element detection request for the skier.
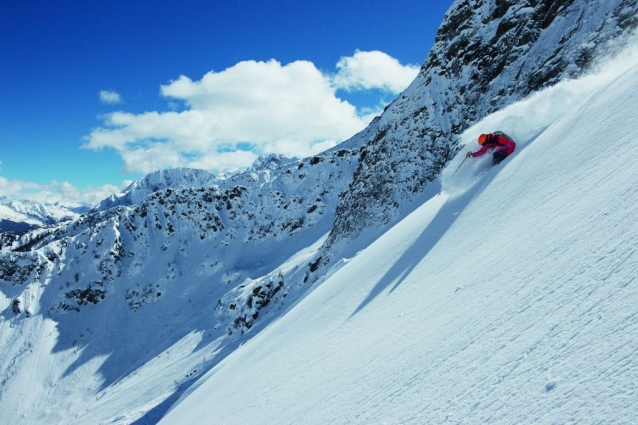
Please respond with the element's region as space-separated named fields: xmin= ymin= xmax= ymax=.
xmin=466 ymin=132 xmax=516 ymax=165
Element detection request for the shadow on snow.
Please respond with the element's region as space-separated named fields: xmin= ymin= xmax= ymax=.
xmin=350 ymin=157 xmax=507 ymax=317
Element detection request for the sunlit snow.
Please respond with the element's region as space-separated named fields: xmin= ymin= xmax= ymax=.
xmin=161 ymin=41 xmax=638 ymax=425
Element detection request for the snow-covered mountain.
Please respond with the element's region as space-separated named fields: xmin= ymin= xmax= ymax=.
xmin=92 ymin=168 xmax=219 ymax=212
xmin=0 ymin=126 xmax=370 ymax=423
xmin=0 ymin=196 xmax=88 ymax=229
xmin=1 ymin=0 xmax=638 ymax=423
xmin=0 ymin=197 xmax=90 ymax=253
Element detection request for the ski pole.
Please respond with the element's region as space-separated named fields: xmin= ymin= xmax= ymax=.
xmin=453 ymin=155 xmax=469 ymax=175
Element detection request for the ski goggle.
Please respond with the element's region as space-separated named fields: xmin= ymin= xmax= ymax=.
xmin=478 ymin=134 xmax=488 ymax=145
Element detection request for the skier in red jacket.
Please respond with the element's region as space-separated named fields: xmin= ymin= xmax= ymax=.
xmin=466 ymin=132 xmax=516 ymax=165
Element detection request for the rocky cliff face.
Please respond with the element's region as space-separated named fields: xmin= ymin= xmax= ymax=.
xmin=319 ymin=0 xmax=638 ymax=264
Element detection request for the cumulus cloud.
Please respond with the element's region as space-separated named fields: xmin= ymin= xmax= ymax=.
xmin=85 ymin=51 xmax=419 ymax=174
xmin=0 ymin=176 xmax=121 ymax=205
xmin=332 ymin=50 xmax=420 ymax=93
xmin=99 ymin=90 xmax=123 ymax=104
xmin=0 ymin=176 xmax=40 ymax=197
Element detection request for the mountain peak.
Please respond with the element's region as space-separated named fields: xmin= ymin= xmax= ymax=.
xmin=250 ymin=154 xmax=297 ymax=172
xmin=94 ymin=168 xmax=218 ymax=212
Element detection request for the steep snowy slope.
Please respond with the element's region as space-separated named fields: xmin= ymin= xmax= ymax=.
xmin=160 ymin=43 xmax=638 ymax=425
xmin=318 ymin=0 xmax=638 ymax=268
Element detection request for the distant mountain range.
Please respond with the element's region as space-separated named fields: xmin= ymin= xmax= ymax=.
xmin=0 ymin=196 xmax=89 ymax=233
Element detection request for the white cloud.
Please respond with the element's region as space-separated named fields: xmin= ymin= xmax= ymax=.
xmin=187 ymin=150 xmax=259 ymax=174
xmin=99 ymin=90 xmax=123 ymax=105
xmin=85 ymin=51 xmax=419 ymax=174
xmin=0 ymin=176 xmax=122 ymax=205
xmin=332 ymin=50 xmax=420 ymax=93
xmin=0 ymin=176 xmax=40 ymax=197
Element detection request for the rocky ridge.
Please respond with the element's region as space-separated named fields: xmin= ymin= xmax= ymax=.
xmin=0 ymin=137 xmax=370 ymax=334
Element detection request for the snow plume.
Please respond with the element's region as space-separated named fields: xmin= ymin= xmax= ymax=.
xmin=442 ymin=36 xmax=638 ymax=196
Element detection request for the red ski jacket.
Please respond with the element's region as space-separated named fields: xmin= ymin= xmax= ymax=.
xmin=471 ymin=133 xmax=516 ymax=158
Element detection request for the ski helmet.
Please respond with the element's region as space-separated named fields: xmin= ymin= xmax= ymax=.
xmin=478 ymin=133 xmax=488 ymax=145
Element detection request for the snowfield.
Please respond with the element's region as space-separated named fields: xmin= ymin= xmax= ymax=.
xmin=159 ymin=45 xmax=638 ymax=424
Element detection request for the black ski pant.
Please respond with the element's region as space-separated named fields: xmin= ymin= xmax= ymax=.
xmin=492 ymin=151 xmax=507 ymax=165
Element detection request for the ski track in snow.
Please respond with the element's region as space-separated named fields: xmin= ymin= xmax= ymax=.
xmin=159 ymin=44 xmax=638 ymax=424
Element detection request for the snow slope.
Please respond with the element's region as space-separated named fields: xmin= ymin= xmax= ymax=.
xmin=0 ymin=143 xmax=364 ymax=424
xmin=160 ymin=45 xmax=638 ymax=424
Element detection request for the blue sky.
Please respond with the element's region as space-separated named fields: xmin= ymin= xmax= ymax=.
xmin=0 ymin=0 xmax=452 ymax=204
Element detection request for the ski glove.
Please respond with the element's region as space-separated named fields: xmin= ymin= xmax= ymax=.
xmin=466 ymin=151 xmax=473 ymax=158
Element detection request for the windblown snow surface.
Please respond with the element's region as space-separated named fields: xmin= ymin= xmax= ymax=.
xmin=159 ymin=45 xmax=638 ymax=424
